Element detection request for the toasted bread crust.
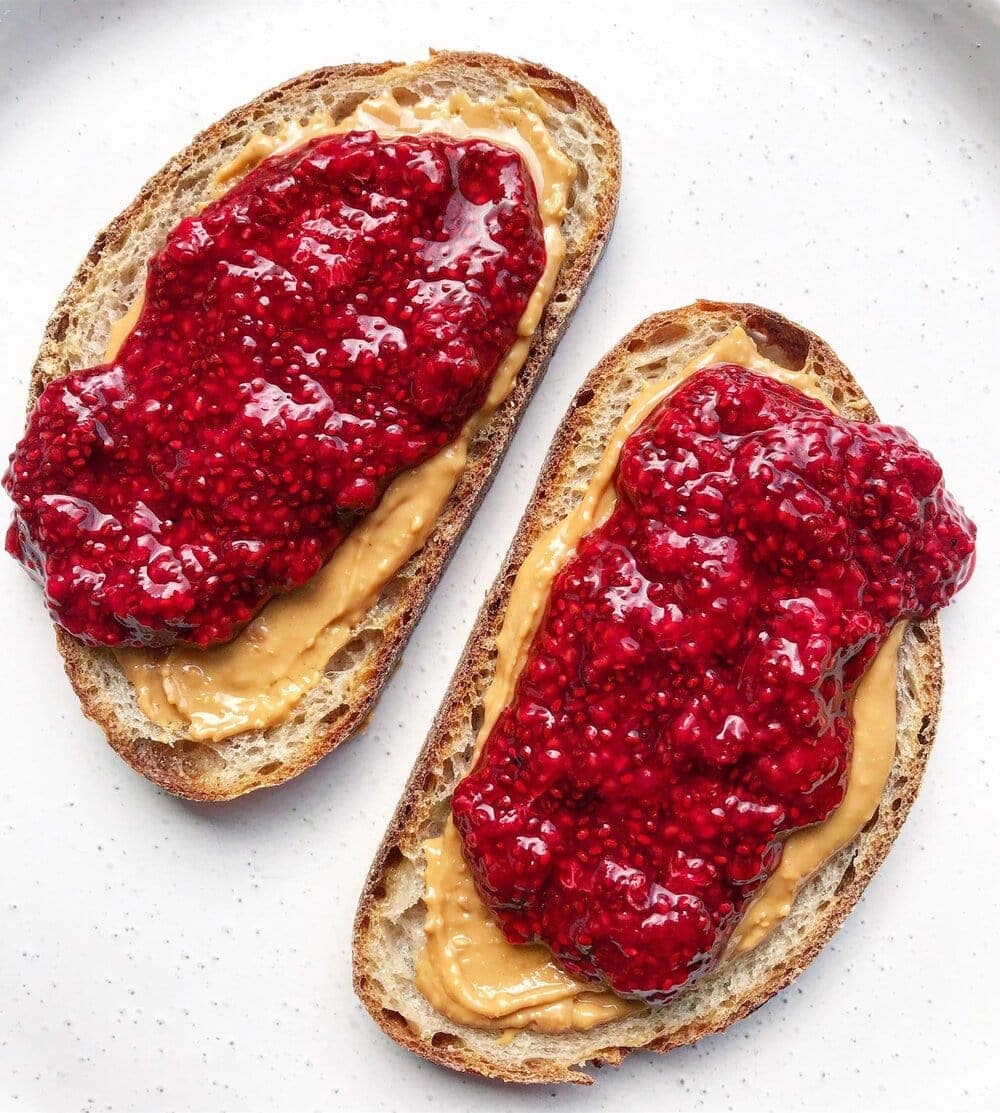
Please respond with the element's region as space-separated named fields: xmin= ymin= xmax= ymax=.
xmin=352 ymin=301 xmax=944 ymax=1084
xmin=18 ymin=51 xmax=621 ymax=799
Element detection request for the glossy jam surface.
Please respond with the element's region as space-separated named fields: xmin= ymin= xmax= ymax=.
xmin=4 ymin=131 xmax=545 ymax=647
xmin=453 ymin=366 xmax=976 ymax=1000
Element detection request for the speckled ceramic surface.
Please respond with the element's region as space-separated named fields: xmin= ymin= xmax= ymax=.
xmin=0 ymin=1 xmax=997 ymax=1109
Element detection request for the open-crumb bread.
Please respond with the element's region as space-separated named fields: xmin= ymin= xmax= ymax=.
xmin=352 ymin=300 xmax=943 ymax=1084
xmin=18 ymin=50 xmax=620 ymax=799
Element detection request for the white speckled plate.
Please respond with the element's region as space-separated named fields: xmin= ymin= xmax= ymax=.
xmin=0 ymin=1 xmax=997 ymax=1110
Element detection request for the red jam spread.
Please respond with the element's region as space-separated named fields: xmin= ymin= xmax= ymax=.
xmin=452 ymin=366 xmax=976 ymax=1000
xmin=4 ymin=131 xmax=546 ymax=647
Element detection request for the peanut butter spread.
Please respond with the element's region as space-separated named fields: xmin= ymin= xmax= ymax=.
xmin=112 ymin=86 xmax=576 ymax=741
xmin=726 ymin=621 xmax=905 ymax=956
xmin=416 ymin=328 xmax=905 ymax=1036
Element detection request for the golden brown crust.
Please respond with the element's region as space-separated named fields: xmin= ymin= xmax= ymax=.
xmin=351 ymin=300 xmax=945 ymax=1084
xmin=22 ymin=51 xmax=621 ymax=800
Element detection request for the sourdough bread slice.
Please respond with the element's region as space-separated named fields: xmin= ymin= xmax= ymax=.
xmin=19 ymin=51 xmax=620 ymax=799
xmin=352 ymin=300 xmax=943 ymax=1084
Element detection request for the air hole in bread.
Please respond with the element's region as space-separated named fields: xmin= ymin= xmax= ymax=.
xmin=918 ymin=713 xmax=932 ymax=742
xmin=320 ymin=703 xmax=349 ymax=726
xmin=861 ymin=807 xmax=881 ymax=834
xmin=470 ymin=703 xmax=485 ymax=735
xmin=891 ymin=797 xmax=903 ymax=812
xmin=430 ymin=1031 xmax=464 ymax=1050
xmin=836 ymin=861 xmax=857 ymax=892
xmin=391 ymin=86 xmax=420 ymax=107
xmin=256 ymin=760 xmax=284 ymax=776
xmin=175 ymin=172 xmax=203 ymax=197
xmin=326 ymin=628 xmax=383 ymax=676
xmin=746 ymin=319 xmax=808 ymax=371
xmin=332 ymin=91 xmax=369 ymax=120
xmin=576 ymin=164 xmax=590 ymax=192
xmin=379 ymin=1007 xmax=408 ymax=1033
xmin=575 ymin=388 xmax=595 ymax=408
xmin=118 ymin=263 xmax=140 ymax=291
xmin=911 ymin=624 xmax=929 ymax=644
xmin=435 ymin=754 xmax=451 ymax=784
xmin=371 ymin=846 xmax=405 ymax=903
xmin=380 ymin=576 xmax=408 ymax=609
xmin=640 ymin=321 xmax=688 ymax=350
xmin=177 ymin=739 xmax=226 ymax=771
xmin=539 ymin=87 xmax=578 ymax=113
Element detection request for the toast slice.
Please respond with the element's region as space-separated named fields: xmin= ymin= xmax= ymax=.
xmin=352 ymin=300 xmax=944 ymax=1084
xmin=20 ymin=51 xmax=620 ymax=800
